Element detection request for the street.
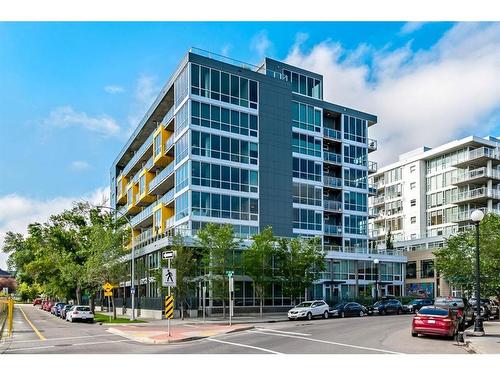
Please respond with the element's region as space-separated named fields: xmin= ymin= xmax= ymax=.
xmin=0 ymin=304 xmax=470 ymax=354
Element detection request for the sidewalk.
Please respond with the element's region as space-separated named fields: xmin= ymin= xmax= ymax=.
xmin=464 ymin=321 xmax=500 ymax=354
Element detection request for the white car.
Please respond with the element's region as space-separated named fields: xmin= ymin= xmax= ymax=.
xmin=66 ymin=305 xmax=94 ymax=323
xmin=288 ymin=300 xmax=330 ymax=320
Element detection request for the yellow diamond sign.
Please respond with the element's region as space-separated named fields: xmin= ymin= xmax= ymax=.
xmin=103 ymin=282 xmax=113 ymax=292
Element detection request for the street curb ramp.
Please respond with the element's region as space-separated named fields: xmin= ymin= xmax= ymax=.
xmin=106 ymin=325 xmax=255 ymax=345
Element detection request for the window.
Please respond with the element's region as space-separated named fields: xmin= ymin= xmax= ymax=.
xmin=139 ymin=175 xmax=146 ymax=195
xmin=344 ymin=215 xmax=367 ymax=235
xmin=293 ymin=157 xmax=322 ymax=182
xmin=293 ymin=208 xmax=322 ymax=231
xmin=191 ymin=63 xmax=258 ymax=109
xmin=410 ymin=182 xmax=416 ymax=190
xmin=284 ymin=69 xmax=321 ymax=99
xmin=292 ymin=132 xmax=321 ymax=157
xmin=175 ymin=132 xmax=189 ymax=161
xmin=344 ymin=144 xmax=367 ymax=166
xmin=293 ymin=183 xmax=322 ymax=206
xmin=411 ymin=199 xmax=416 ymax=207
xmin=191 ymin=100 xmax=258 ymax=137
xmin=175 ymin=162 xmax=189 ymax=192
xmin=192 ymin=221 xmax=258 ymax=239
xmin=344 ymin=191 xmax=367 ymax=212
xmin=154 ymin=134 xmax=162 ymax=158
xmin=344 ymin=115 xmax=367 ymax=144
xmin=174 ymin=65 xmax=189 ymax=108
xmin=175 ymin=101 xmax=189 ymax=137
xmin=406 ymin=262 xmax=416 ymax=278
xmin=192 ymin=161 xmax=258 ymax=193
xmin=344 ymin=168 xmax=367 ymax=189
xmin=175 ymin=191 xmax=189 ymax=221
xmin=421 ymin=260 xmax=434 ymax=278
xmin=411 ymin=216 xmax=416 ymax=224
xmin=292 ymin=101 xmax=321 ymax=133
xmin=192 ymin=191 xmax=258 ymax=221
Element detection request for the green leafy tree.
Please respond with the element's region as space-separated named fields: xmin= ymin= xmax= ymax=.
xmin=278 ymin=236 xmax=326 ymax=305
xmin=386 ymin=227 xmax=394 ymax=250
xmin=196 ymin=223 xmax=239 ymax=317
xmin=242 ymin=226 xmax=277 ymax=317
xmin=435 ymin=213 xmax=500 ymax=301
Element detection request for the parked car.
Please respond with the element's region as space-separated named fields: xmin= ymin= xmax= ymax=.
xmin=44 ymin=301 xmax=54 ymax=312
xmin=368 ymin=299 xmax=403 ymax=315
xmin=412 ymin=306 xmax=459 ymax=339
xmin=434 ymin=296 xmax=474 ymax=330
xmin=51 ymin=302 xmax=65 ymax=315
xmin=403 ymin=298 xmax=434 ymax=313
xmin=55 ymin=303 xmax=67 ymax=317
xmin=32 ymin=298 xmax=42 ymax=306
xmin=60 ymin=304 xmax=73 ymax=319
xmin=329 ymin=302 xmax=368 ymax=318
xmin=288 ymin=300 xmax=330 ymax=320
xmin=66 ymin=305 xmax=94 ymax=323
xmin=488 ymin=299 xmax=500 ymax=320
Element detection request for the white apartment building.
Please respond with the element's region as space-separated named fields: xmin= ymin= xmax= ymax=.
xmin=369 ymin=135 xmax=500 ymax=248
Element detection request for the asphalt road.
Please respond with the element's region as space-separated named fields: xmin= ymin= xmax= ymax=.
xmin=0 ymin=304 xmax=470 ymax=354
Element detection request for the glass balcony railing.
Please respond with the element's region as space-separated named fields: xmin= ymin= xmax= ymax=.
xmin=324 ymin=224 xmax=342 ymax=236
xmin=368 ymin=138 xmax=377 ymax=151
xmin=323 ymin=175 xmax=342 ymax=188
xmin=323 ymin=200 xmax=342 ymax=212
xmin=323 ymin=128 xmax=342 ymax=140
xmin=368 ymin=160 xmax=378 ymax=173
xmin=149 ymin=161 xmax=175 ymax=193
xmin=372 ymin=195 xmax=385 ymax=205
xmin=163 ymin=106 xmax=175 ymax=127
xmin=323 ymin=244 xmax=343 ymax=252
xmin=323 ymin=151 xmax=342 ymax=164
xmin=157 ymin=188 xmax=175 ymax=205
xmin=165 ymin=217 xmax=175 ymax=230
xmin=452 ymin=167 xmax=500 ymax=184
xmin=454 ymin=147 xmax=500 ymax=166
xmin=122 ymin=133 xmax=154 ymax=177
xmin=165 ymin=136 xmax=174 ymax=151
xmin=131 ymin=203 xmax=154 ymax=227
xmin=452 ymin=187 xmax=500 ymax=203
xmin=135 ymin=228 xmax=153 ymax=246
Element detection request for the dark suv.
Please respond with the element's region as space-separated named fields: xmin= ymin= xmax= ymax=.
xmin=434 ymin=296 xmax=474 ymax=330
xmin=403 ymin=298 xmax=434 ymax=313
xmin=368 ymin=299 xmax=403 ymax=315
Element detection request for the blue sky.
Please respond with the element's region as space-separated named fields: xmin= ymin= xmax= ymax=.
xmin=1 ymin=21 xmax=500 ymax=269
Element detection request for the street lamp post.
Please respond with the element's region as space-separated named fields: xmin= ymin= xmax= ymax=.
xmin=374 ymin=258 xmax=380 ymax=301
xmin=470 ymin=209 xmax=485 ymax=336
xmin=96 ymin=205 xmax=136 ymax=321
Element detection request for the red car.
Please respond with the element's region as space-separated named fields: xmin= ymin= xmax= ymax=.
xmin=43 ymin=301 xmax=54 ymax=312
xmin=412 ymin=306 xmax=458 ymax=339
xmin=33 ymin=298 xmax=42 ymax=306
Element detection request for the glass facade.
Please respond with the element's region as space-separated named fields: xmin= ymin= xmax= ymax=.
xmin=192 ymin=191 xmax=258 ymax=221
xmin=283 ymin=70 xmax=322 ymax=99
xmin=191 ymin=161 xmax=258 ymax=193
xmin=292 ymin=101 xmax=322 ymax=133
xmin=293 ymin=157 xmax=322 ymax=182
xmin=292 ymin=132 xmax=322 ymax=157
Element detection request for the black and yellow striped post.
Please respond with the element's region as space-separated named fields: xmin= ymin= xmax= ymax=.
xmin=165 ymin=295 xmax=174 ymax=336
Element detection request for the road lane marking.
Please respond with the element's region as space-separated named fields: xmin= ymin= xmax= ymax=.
xmin=18 ymin=306 xmax=46 ymax=341
xmin=7 ymin=333 xmax=116 ymax=344
xmin=3 ymin=339 xmax=131 ymax=353
xmin=206 ymin=337 xmax=283 ymax=354
xmin=250 ymin=330 xmax=404 ymax=354
xmin=254 ymin=328 xmax=311 ymax=336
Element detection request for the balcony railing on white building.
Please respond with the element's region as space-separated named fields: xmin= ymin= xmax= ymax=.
xmin=368 ymin=138 xmax=377 ymax=151
xmin=452 ymin=167 xmax=500 ymax=184
xmin=455 ymin=147 xmax=500 ymax=165
xmin=452 ymin=187 xmax=500 ymax=203
xmin=368 ymin=161 xmax=378 ymax=173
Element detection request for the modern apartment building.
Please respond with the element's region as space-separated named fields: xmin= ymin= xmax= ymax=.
xmin=110 ymin=48 xmax=406 ymax=315
xmin=369 ymin=135 xmax=500 ymax=297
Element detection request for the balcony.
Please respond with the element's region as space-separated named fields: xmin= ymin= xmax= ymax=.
xmin=451 ymin=207 xmax=500 ymax=223
xmin=453 ymin=147 xmax=500 ymax=168
xmin=368 ymin=207 xmax=380 ymax=219
xmin=162 ymin=105 xmax=175 ymax=128
xmin=451 ymin=187 xmax=500 ymax=204
xmin=122 ymin=133 xmax=154 ymax=177
xmin=324 ymin=224 xmax=342 ymax=236
xmin=323 ymin=151 xmax=342 ymax=165
xmin=116 ymin=205 xmax=128 ymax=219
xmin=368 ymin=138 xmax=377 ymax=153
xmin=368 ymin=161 xmax=378 ymax=174
xmin=452 ymin=167 xmax=500 ymax=186
xmin=145 ymin=156 xmax=154 ymax=171
xmin=323 ymin=128 xmax=342 ymax=141
xmin=157 ymin=188 xmax=175 ymax=207
xmin=148 ymin=161 xmax=175 ymax=196
xmin=323 ymin=200 xmax=342 ymax=212
xmin=371 ymin=195 xmax=385 ymax=206
xmin=323 ymin=175 xmax=342 ymax=189
xmin=130 ymin=202 xmax=154 ymax=228
xmin=368 ymin=184 xmax=377 ymax=196
xmin=324 ymin=244 xmax=343 ymax=253
xmin=135 ymin=228 xmax=154 ymax=247
xmin=165 ymin=135 xmax=175 ymax=156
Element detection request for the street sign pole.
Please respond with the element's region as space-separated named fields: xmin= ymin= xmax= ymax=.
xmin=202 ymin=285 xmax=206 ymax=324
xmin=108 ymin=296 xmax=111 ymax=323
xmin=168 ymin=257 xmax=171 ymax=336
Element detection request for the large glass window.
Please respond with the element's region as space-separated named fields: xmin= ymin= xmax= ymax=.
xmin=175 ymin=131 xmax=189 ymax=161
xmin=175 ymin=162 xmax=189 ymax=192
xmin=191 ymin=63 xmax=258 ymax=109
xmin=191 ymin=100 xmax=258 ymax=138
xmin=284 ymin=69 xmax=321 ymax=99
xmin=293 ymin=183 xmax=322 ymax=206
xmin=344 ymin=115 xmax=367 ymax=144
xmin=344 ymin=168 xmax=367 ymax=189
xmin=344 ymin=191 xmax=367 ymax=212
xmin=192 ymin=130 xmax=258 ymax=165
xmin=175 ymin=101 xmax=189 ymax=137
xmin=174 ymin=65 xmax=189 ymax=108
xmin=191 ymin=161 xmax=258 ymax=193
xmin=293 ymin=157 xmax=322 ymax=182
xmin=293 ymin=208 xmax=322 ymax=231
xmin=344 ymin=215 xmax=367 ymax=235
xmin=192 ymin=191 xmax=258 ymax=221
xmin=175 ymin=191 xmax=189 ymax=221
xmin=192 ymin=221 xmax=258 ymax=240
xmin=291 ymin=101 xmax=321 ymax=133
xmin=344 ymin=144 xmax=367 ymax=166
xmin=292 ymin=132 xmax=321 ymax=157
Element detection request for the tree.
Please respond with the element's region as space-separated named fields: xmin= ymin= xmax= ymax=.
xmin=154 ymin=235 xmax=197 ymax=320
xmin=278 ymin=236 xmax=326 ymax=305
xmin=242 ymin=226 xmax=277 ymax=317
xmin=196 ymin=223 xmax=239 ymax=317
xmin=385 ymin=227 xmax=394 ymax=250
xmin=435 ymin=213 xmax=500 ymax=301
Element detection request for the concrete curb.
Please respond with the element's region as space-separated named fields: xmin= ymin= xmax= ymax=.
xmin=106 ymin=325 xmax=255 ymax=345
xmin=463 ymin=331 xmax=480 ymax=354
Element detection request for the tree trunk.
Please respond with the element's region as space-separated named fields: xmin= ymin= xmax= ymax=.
xmin=112 ymin=297 xmax=117 ymax=320
xmin=76 ymin=286 xmax=82 ymax=305
xmin=181 ymin=300 xmax=184 ymax=320
xmin=89 ymin=295 xmax=95 ymax=314
xmin=222 ymin=299 xmax=226 ymax=318
xmin=260 ymin=297 xmax=263 ymax=317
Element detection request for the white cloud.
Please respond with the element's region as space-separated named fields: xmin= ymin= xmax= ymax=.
xmin=43 ymin=106 xmax=121 ymax=137
xmin=0 ymin=187 xmax=110 ymax=270
xmin=400 ymin=22 xmax=426 ymax=35
xmin=251 ymin=30 xmax=272 ymax=61
xmin=70 ymin=160 xmax=90 ymax=171
xmin=135 ymin=75 xmax=158 ymax=108
xmin=104 ymin=85 xmax=125 ymax=94
xmin=284 ymin=22 xmax=500 ymax=166
xmin=221 ymin=44 xmax=231 ymax=56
